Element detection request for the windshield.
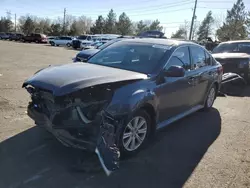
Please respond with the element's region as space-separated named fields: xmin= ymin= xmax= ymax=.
xmin=88 ymin=41 xmax=170 ymax=74
xmin=212 ymin=42 xmax=250 ymax=54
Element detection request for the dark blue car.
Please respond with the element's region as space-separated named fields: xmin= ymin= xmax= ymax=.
xmin=23 ymin=39 xmax=222 ymax=168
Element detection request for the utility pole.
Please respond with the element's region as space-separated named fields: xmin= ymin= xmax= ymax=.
xmin=189 ymin=0 xmax=198 ymax=40
xmin=63 ymin=8 xmax=66 ymax=35
xmin=15 ymin=13 xmax=16 ymax=32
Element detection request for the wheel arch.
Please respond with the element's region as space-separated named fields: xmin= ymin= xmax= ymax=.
xmin=139 ymin=103 xmax=157 ymax=133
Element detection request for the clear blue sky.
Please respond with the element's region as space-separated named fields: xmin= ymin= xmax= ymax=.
xmin=0 ymin=0 xmax=249 ymax=37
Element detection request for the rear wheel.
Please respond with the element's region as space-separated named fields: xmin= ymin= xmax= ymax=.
xmin=203 ymin=85 xmax=216 ymax=110
xmin=66 ymin=43 xmax=71 ymax=47
xmin=51 ymin=41 xmax=55 ymax=46
xmin=119 ymin=109 xmax=151 ymax=156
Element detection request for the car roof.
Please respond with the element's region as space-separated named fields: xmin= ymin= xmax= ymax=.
xmin=220 ymin=40 xmax=250 ymax=44
xmin=116 ymin=38 xmax=196 ymax=46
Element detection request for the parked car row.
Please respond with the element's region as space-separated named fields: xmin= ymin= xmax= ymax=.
xmin=0 ymin=32 xmax=48 ymax=43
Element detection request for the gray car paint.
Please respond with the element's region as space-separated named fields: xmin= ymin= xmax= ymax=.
xmin=24 ymin=39 xmax=222 ymax=149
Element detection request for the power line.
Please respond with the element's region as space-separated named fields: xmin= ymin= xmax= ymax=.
xmin=197 ymin=7 xmax=232 ymax=9
xmin=128 ymin=7 xmax=192 ymax=16
xmin=114 ymin=0 xmax=194 ymax=13
xmin=84 ymin=0 xmax=194 ymax=12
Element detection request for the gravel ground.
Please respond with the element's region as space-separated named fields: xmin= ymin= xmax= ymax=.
xmin=0 ymin=41 xmax=249 ymax=188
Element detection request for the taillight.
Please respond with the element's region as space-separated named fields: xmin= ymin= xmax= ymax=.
xmin=217 ymin=66 xmax=223 ymax=74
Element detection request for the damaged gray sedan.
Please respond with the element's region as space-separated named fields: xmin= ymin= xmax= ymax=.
xmin=23 ymin=39 xmax=222 ymax=173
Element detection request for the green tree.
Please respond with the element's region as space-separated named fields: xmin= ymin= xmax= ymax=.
xmin=116 ymin=12 xmax=132 ymax=35
xmin=20 ymin=16 xmax=35 ymax=34
xmin=37 ymin=18 xmax=51 ymax=35
xmin=68 ymin=20 xmax=78 ymax=36
xmin=104 ymin=9 xmax=117 ymax=33
xmin=171 ymin=27 xmax=187 ymax=39
xmin=136 ymin=20 xmax=148 ymax=34
xmin=50 ymin=23 xmax=62 ymax=36
xmin=149 ymin=19 xmax=163 ymax=31
xmin=0 ymin=17 xmax=13 ymax=32
xmin=197 ymin=11 xmax=214 ymax=41
xmin=90 ymin=15 xmax=105 ymax=34
xmin=216 ymin=0 xmax=248 ymax=41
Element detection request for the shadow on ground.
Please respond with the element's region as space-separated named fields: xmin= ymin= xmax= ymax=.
xmin=0 ymin=108 xmax=221 ymax=188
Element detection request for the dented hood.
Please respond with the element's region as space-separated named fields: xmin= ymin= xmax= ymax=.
xmin=23 ymin=63 xmax=147 ymax=96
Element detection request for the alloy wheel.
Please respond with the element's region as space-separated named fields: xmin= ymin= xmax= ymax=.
xmin=122 ymin=116 xmax=148 ymax=152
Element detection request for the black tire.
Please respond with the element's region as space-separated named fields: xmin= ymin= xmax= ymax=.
xmin=118 ymin=109 xmax=152 ymax=157
xmin=203 ymin=84 xmax=216 ymax=111
xmin=51 ymin=41 xmax=55 ymax=46
xmin=66 ymin=43 xmax=71 ymax=47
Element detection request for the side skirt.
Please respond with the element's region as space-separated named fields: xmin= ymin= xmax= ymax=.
xmin=156 ymin=105 xmax=204 ymax=130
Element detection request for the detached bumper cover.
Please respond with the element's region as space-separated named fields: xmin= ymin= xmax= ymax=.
xmin=27 ymin=104 xmax=97 ymax=151
xmin=27 ymin=103 xmax=120 ymax=175
xmin=220 ymin=73 xmax=247 ymax=96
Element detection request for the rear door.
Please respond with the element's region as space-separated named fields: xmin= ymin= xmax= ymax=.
xmin=189 ymin=45 xmax=214 ymax=105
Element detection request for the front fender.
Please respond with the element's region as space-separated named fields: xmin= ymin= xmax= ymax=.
xmin=105 ymin=87 xmax=158 ymax=119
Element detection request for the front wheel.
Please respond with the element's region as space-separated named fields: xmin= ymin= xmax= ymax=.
xmin=66 ymin=43 xmax=71 ymax=47
xmin=119 ymin=109 xmax=151 ymax=156
xmin=203 ymin=85 xmax=216 ymax=110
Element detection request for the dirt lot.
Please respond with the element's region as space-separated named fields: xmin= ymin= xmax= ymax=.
xmin=0 ymin=41 xmax=249 ymax=188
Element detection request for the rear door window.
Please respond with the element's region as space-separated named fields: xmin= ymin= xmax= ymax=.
xmin=190 ymin=46 xmax=207 ymax=69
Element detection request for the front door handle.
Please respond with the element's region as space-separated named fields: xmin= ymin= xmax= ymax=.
xmin=188 ymin=77 xmax=195 ymax=85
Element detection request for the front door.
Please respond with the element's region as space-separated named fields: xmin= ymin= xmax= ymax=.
xmin=189 ymin=45 xmax=212 ymax=105
xmin=155 ymin=46 xmax=195 ymax=123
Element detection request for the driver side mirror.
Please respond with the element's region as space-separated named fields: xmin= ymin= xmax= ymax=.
xmin=164 ymin=65 xmax=185 ymax=77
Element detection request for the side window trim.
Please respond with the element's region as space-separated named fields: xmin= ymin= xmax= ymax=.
xmin=187 ymin=46 xmax=194 ymax=70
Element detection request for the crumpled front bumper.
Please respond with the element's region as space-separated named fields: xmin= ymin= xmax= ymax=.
xmin=27 ymin=103 xmax=97 ymax=151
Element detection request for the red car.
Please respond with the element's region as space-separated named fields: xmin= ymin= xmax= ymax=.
xmin=23 ymin=33 xmax=47 ymax=43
